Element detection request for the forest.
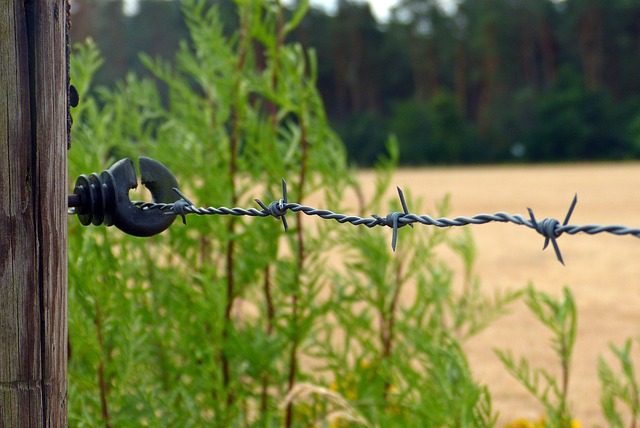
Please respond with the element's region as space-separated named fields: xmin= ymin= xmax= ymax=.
xmin=69 ymin=0 xmax=640 ymax=165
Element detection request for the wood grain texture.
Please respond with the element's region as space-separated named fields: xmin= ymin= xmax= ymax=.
xmin=1 ymin=0 xmax=68 ymax=425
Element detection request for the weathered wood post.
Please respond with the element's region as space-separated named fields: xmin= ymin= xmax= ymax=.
xmin=1 ymin=0 xmax=68 ymax=425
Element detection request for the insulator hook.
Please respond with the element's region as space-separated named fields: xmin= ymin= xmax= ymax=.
xmin=68 ymin=157 xmax=181 ymax=237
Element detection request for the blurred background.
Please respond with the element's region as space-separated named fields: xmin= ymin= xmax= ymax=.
xmin=69 ymin=0 xmax=640 ymax=166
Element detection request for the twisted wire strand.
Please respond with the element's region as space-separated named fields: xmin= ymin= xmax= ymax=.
xmin=135 ymin=201 xmax=640 ymax=237
xmin=133 ymin=182 xmax=640 ymax=265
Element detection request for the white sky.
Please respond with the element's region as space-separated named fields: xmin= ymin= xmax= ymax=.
xmin=310 ymin=0 xmax=398 ymax=22
xmin=305 ymin=0 xmax=457 ymax=22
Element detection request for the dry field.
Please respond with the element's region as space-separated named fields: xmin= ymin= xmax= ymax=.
xmin=349 ymin=163 xmax=640 ymax=426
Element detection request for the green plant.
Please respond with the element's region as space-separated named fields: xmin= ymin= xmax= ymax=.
xmin=68 ymin=1 xmax=520 ymax=427
xmin=305 ymin=150 xmax=518 ymax=425
xmin=71 ymin=0 xmax=348 ymax=425
xmin=496 ymin=285 xmax=577 ymax=427
xmin=599 ymin=339 xmax=640 ymax=427
xmin=388 ymin=91 xmax=476 ymax=165
xmin=526 ymin=66 xmax=628 ymax=162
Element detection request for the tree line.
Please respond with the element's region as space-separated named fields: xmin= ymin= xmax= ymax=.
xmin=70 ymin=0 xmax=640 ymax=165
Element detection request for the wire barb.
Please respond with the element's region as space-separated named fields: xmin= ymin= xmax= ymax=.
xmin=169 ymin=187 xmax=195 ymax=225
xmin=371 ymin=187 xmax=413 ymax=251
xmin=526 ymin=194 xmax=578 ymax=265
xmin=254 ymin=178 xmax=289 ymax=232
xmin=133 ymin=185 xmax=640 ymax=265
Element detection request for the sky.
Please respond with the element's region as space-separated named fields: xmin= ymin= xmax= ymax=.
xmin=309 ymin=0 xmax=399 ymax=22
xmin=304 ymin=0 xmax=457 ymax=22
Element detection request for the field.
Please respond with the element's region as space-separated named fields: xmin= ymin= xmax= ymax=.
xmin=352 ymin=163 xmax=640 ymax=425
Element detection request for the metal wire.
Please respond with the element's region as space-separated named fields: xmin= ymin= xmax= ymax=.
xmin=133 ymin=179 xmax=640 ymax=265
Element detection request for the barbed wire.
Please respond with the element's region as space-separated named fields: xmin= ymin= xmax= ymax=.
xmin=133 ymin=179 xmax=640 ymax=265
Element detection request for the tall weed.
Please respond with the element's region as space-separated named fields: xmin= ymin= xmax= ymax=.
xmin=69 ymin=1 xmax=518 ymax=426
xmin=497 ymin=286 xmax=577 ymax=427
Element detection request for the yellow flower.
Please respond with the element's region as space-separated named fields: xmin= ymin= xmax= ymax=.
xmin=505 ymin=418 xmax=535 ymax=428
xmin=505 ymin=416 xmax=581 ymax=428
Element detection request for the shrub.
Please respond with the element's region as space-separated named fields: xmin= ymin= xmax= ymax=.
xmin=389 ymin=91 xmax=475 ymax=165
xmin=69 ymin=1 xmax=639 ymax=427
xmin=68 ymin=2 xmax=513 ymax=426
xmin=526 ymin=67 xmax=628 ymax=162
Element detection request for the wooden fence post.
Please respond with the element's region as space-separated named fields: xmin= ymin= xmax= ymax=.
xmin=1 ymin=0 xmax=68 ymax=426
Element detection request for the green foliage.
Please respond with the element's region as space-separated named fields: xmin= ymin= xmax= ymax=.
xmin=70 ymin=0 xmax=348 ymax=425
xmin=625 ymin=112 xmax=640 ymax=158
xmin=388 ymin=99 xmax=431 ymax=164
xmin=310 ymin=186 xmax=517 ymax=425
xmin=337 ymin=112 xmax=390 ymax=167
xmin=526 ymin=67 xmax=630 ymax=162
xmin=599 ymin=339 xmax=640 ymax=427
xmin=388 ymin=91 xmax=476 ymax=164
xmin=496 ymin=286 xmax=577 ymax=427
xmin=68 ymin=2 xmax=521 ymax=426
